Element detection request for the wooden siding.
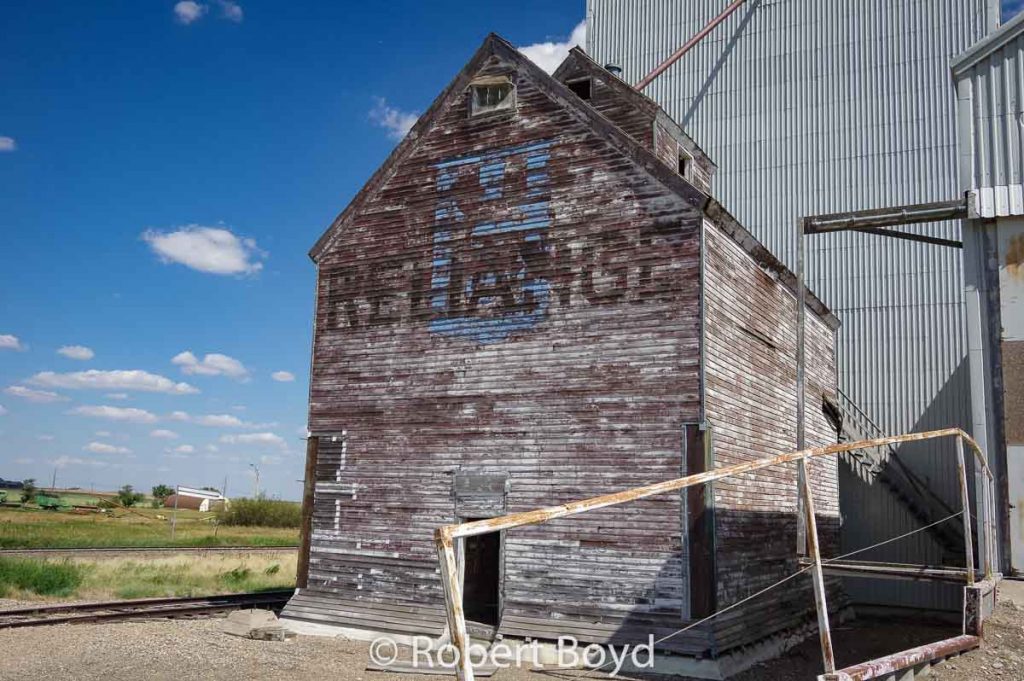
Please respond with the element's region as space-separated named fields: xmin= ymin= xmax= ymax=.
xmin=288 ymin=35 xmax=840 ymax=658
xmin=292 ymin=50 xmax=710 ymax=652
xmin=701 ymin=216 xmax=840 ymax=651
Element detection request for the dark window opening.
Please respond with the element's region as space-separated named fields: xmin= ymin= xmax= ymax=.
xmin=567 ymin=78 xmax=592 ymax=100
xmin=461 ymin=522 xmax=500 ymax=625
xmin=678 ymin=152 xmax=691 ymax=178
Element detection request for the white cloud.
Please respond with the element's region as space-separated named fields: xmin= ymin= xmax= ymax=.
xmin=259 ymin=454 xmax=283 ymax=465
xmin=218 ymin=0 xmax=243 ymax=22
xmin=84 ymin=442 xmax=131 ymax=455
xmin=219 ymin=432 xmax=287 ymax=450
xmin=0 ymin=137 xmax=15 ymax=153
xmin=14 ymin=457 xmax=33 ymax=465
xmin=198 ymin=414 xmax=245 ymax=427
xmin=52 ymin=456 xmax=107 ymax=468
xmin=142 ymin=225 xmax=265 ymax=275
xmin=30 ymin=369 xmax=198 ymax=395
xmin=57 ymin=345 xmax=95 ymax=360
xmin=37 ymin=435 xmax=54 ymax=441
xmin=105 ymin=393 xmax=129 ymax=400
xmin=0 ymin=405 xmax=6 ymax=416
xmin=271 ymin=370 xmax=295 ymax=382
xmin=164 ymin=410 xmax=269 ymax=429
xmin=174 ymin=1 xmax=207 ymax=24
xmin=369 ymin=98 xmax=419 ymax=141
xmin=0 ymin=335 xmax=25 ymax=351
xmin=205 ymin=444 xmax=219 ymax=452
xmin=168 ymin=444 xmax=195 ymax=454
xmin=172 ymin=351 xmax=249 ymax=379
xmin=94 ymin=431 xmax=112 ymax=437
xmin=150 ymin=429 xmax=179 ymax=439
xmin=69 ymin=405 xmax=159 ymax=424
xmin=519 ymin=20 xmax=586 ymax=74
xmin=4 ymin=385 xmax=68 ymax=403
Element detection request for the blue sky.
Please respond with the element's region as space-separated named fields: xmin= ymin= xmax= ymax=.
xmin=0 ymin=1 xmax=585 ymax=500
xmin=2 ymin=2 xmax=1019 ymax=501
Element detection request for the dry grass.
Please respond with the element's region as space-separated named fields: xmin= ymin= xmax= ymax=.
xmin=0 ymin=552 xmax=297 ymax=602
xmin=0 ymin=506 xmax=298 ymax=549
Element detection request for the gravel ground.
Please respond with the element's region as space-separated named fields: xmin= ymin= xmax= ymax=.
xmin=0 ymin=584 xmax=1021 ymax=681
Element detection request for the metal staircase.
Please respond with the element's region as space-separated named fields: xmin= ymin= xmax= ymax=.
xmin=831 ymin=390 xmax=965 ymax=561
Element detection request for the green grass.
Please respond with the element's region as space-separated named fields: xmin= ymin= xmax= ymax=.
xmin=0 ymin=507 xmax=298 ymax=549
xmin=217 ymin=498 xmax=302 ymax=528
xmin=0 ymin=557 xmax=84 ymax=597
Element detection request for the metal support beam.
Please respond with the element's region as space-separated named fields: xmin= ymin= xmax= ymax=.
xmin=635 ymin=0 xmax=748 ymax=91
xmin=796 ymin=218 xmax=807 ymax=555
xmin=801 ymin=458 xmax=836 ymax=675
xmin=803 ymin=198 xmax=969 ymax=235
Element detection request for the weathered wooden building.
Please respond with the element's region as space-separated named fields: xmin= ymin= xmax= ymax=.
xmin=284 ymin=34 xmax=840 ymax=664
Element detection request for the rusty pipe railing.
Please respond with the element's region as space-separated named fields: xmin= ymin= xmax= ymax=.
xmin=434 ymin=428 xmax=995 ymax=681
xmin=634 ymin=0 xmax=748 ymax=91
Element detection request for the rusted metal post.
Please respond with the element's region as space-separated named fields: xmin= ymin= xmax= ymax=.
xmin=796 ymin=217 xmax=807 ymax=555
xmin=799 ymin=458 xmax=836 ymax=675
xmin=435 ymin=528 xmax=473 ymax=681
xmin=635 ymin=0 xmax=748 ymax=91
xmin=955 ymin=436 xmax=975 ymax=586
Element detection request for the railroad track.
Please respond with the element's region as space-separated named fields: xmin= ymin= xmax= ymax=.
xmin=0 ymin=589 xmax=293 ymax=629
xmin=0 ymin=545 xmax=297 ymax=557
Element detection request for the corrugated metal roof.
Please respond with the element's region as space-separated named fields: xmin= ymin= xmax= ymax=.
xmin=954 ymin=11 xmax=1024 ymax=217
xmin=587 ymin=0 xmax=998 ymax=611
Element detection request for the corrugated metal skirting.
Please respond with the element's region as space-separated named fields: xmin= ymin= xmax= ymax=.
xmin=587 ymin=0 xmax=999 ymax=610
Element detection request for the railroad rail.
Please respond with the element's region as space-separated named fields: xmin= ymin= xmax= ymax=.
xmin=0 ymin=589 xmax=293 ymax=629
xmin=0 ymin=545 xmax=297 ymax=557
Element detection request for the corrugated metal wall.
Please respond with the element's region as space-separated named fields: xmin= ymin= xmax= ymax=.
xmin=587 ymin=0 xmax=999 ymax=610
xmin=955 ymin=14 xmax=1024 ymax=218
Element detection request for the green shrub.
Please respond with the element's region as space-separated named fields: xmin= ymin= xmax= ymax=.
xmin=0 ymin=558 xmax=84 ymax=597
xmin=217 ymin=498 xmax=301 ymax=529
xmin=219 ymin=566 xmax=252 ymax=588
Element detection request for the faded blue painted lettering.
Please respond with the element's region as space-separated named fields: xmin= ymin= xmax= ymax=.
xmin=429 ymin=139 xmax=555 ymax=344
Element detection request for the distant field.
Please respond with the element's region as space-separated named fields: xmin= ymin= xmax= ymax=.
xmin=0 ymin=507 xmax=299 ymax=549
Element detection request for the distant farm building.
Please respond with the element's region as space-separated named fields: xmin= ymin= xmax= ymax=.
xmin=164 ymin=488 xmax=228 ymax=512
xmin=284 ymin=35 xmax=840 ymax=667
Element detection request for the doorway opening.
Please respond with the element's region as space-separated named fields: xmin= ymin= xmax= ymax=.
xmin=461 ymin=522 xmax=501 ymax=626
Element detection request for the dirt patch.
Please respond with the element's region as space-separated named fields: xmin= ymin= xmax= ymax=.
xmin=1 ymin=585 xmax=1023 ymax=680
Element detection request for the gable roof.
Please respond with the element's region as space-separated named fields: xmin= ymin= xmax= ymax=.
xmin=552 ymin=46 xmax=717 ymax=176
xmin=308 ymin=33 xmax=835 ymax=328
xmin=308 ymin=33 xmax=706 ymax=261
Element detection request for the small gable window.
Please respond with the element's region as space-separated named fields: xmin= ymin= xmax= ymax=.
xmin=470 ymin=76 xmax=516 ymax=116
xmin=678 ymin=149 xmax=693 ymax=179
xmin=567 ymin=78 xmax=592 ymax=100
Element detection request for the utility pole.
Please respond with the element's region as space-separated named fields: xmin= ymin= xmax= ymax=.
xmin=249 ymin=463 xmax=260 ymax=499
xmin=51 ymin=467 xmax=57 ymax=491
xmin=222 ymin=475 xmax=228 ymax=499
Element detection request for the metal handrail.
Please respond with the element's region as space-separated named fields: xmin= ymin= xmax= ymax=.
xmin=433 ymin=428 xmax=995 ymax=681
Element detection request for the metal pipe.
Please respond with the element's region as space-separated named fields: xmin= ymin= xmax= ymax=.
xmin=442 ymin=428 xmax=989 ymax=540
xmin=956 ymin=436 xmax=976 ymax=587
xmin=634 ymin=0 xmax=748 ymax=91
